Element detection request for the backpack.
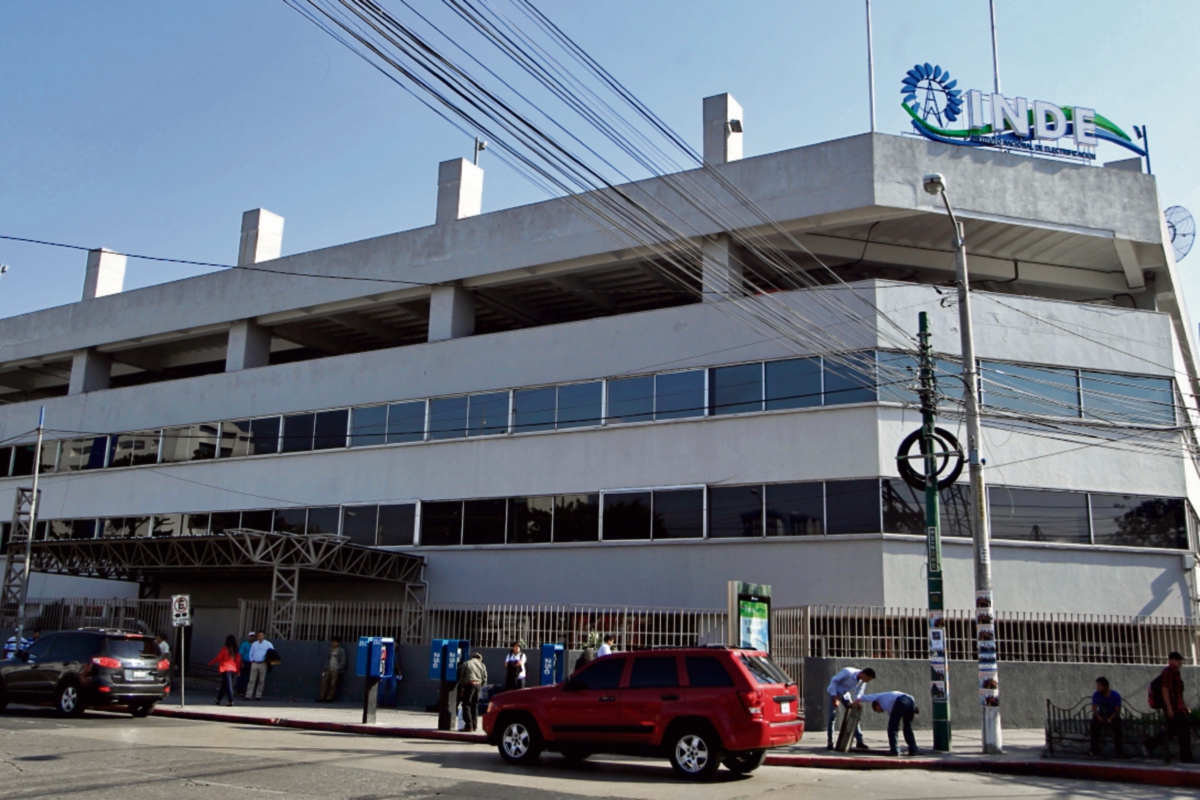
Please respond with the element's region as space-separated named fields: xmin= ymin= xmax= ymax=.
xmin=1148 ymin=674 xmax=1164 ymax=709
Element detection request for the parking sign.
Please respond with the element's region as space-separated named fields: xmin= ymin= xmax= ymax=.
xmin=171 ymin=594 xmax=191 ymax=627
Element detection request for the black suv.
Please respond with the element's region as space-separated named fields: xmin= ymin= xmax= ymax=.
xmin=0 ymin=629 xmax=169 ymax=717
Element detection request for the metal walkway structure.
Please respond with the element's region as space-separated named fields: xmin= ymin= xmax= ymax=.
xmin=0 ymin=526 xmax=426 ymax=641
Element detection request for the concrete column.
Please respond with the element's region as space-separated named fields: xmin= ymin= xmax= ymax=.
xmin=68 ymin=349 xmax=112 ymax=395
xmin=226 ymin=319 xmax=272 ymax=372
xmin=428 ymin=284 xmax=475 ymax=341
xmin=436 ymin=158 xmax=484 ymax=224
xmin=703 ymin=93 xmax=743 ymax=166
xmin=238 ymin=208 xmax=285 ymax=267
xmin=701 ymin=235 xmax=743 ymax=302
xmin=81 ymin=249 xmax=127 ymax=300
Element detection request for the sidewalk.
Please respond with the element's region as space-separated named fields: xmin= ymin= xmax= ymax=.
xmin=153 ymin=692 xmax=1200 ymax=788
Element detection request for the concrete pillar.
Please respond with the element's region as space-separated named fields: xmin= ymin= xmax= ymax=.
xmin=428 ymin=284 xmax=475 ymax=341
xmin=81 ymin=249 xmax=127 ymax=300
xmin=238 ymin=208 xmax=285 ymax=267
xmin=703 ymin=93 xmax=743 ymax=166
xmin=436 ymin=158 xmax=484 ymax=224
xmin=226 ymin=319 xmax=272 ymax=372
xmin=701 ymin=235 xmax=743 ymax=302
xmin=68 ymin=349 xmax=112 ymax=395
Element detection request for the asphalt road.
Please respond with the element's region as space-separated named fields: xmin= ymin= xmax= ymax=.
xmin=0 ymin=707 xmax=1188 ymax=800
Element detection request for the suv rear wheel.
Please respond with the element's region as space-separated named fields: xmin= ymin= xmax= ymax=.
xmin=56 ymin=682 xmax=85 ymax=717
xmin=129 ymin=701 xmax=156 ymax=718
xmin=497 ymin=716 xmax=542 ymax=766
xmin=723 ymin=748 xmax=767 ymax=774
xmin=668 ymin=726 xmax=722 ymax=781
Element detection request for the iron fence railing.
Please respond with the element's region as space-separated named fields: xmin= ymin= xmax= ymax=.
xmin=6 ymin=597 xmax=173 ymax=638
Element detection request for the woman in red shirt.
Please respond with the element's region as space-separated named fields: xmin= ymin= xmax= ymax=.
xmin=209 ymin=635 xmax=242 ymax=707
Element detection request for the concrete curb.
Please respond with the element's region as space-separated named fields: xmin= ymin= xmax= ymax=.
xmin=763 ymin=754 xmax=1200 ymax=788
xmin=152 ymin=708 xmax=1199 ymax=789
xmin=152 ymin=707 xmax=487 ymax=744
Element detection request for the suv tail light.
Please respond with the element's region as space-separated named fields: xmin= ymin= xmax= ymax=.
xmin=738 ymin=689 xmax=764 ymax=718
xmin=92 ymin=656 xmax=122 ymax=669
xmin=157 ymin=659 xmax=170 ymax=671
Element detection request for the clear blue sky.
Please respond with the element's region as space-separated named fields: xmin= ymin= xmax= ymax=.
xmin=3 ymin=1 xmax=1198 ymax=322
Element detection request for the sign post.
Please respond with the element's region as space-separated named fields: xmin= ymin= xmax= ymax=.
xmin=171 ymin=594 xmax=191 ymax=707
xmin=727 ymin=581 xmax=771 ymax=652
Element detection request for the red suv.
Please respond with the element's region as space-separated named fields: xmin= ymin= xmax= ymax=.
xmin=483 ymin=647 xmax=802 ymax=780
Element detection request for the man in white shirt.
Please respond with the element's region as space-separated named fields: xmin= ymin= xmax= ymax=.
xmin=245 ymin=632 xmax=274 ymax=700
xmin=826 ymin=666 xmax=875 ymax=750
xmin=597 ymin=634 xmax=616 ymax=657
xmin=862 ymin=691 xmax=919 ymax=756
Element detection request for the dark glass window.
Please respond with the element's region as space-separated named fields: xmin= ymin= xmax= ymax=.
xmin=981 ymin=361 xmax=1079 ymax=418
xmin=39 ymin=441 xmax=59 ymax=473
xmin=47 ymin=520 xmax=72 ymax=540
xmin=421 ymin=501 xmax=463 ymax=546
xmin=765 ymin=357 xmax=821 ymax=410
xmin=387 ymin=401 xmax=426 ymax=443
xmin=241 ymin=510 xmax=273 ymax=533
xmin=653 ymin=489 xmax=704 ymax=539
xmin=101 ymin=518 xmax=125 ymax=538
xmin=463 ymin=499 xmax=507 ymax=545
xmin=710 ymin=363 xmax=762 ymax=415
xmin=220 ymin=420 xmax=251 ymax=458
xmin=378 ymin=504 xmax=416 ymax=546
xmin=607 ymin=376 xmax=654 ymax=424
xmin=281 ymin=413 xmax=315 ymax=453
xmin=342 ymin=505 xmax=378 ymax=546
xmin=513 ymin=387 xmax=556 ymax=433
xmin=881 ymin=479 xmax=973 ymax=538
xmin=572 ymin=657 xmax=625 ymax=690
xmin=11 ymin=444 xmax=35 ymax=477
xmin=306 ymin=506 xmax=340 ymax=535
xmin=60 ymin=437 xmax=108 ymax=471
xmin=0 ymin=523 xmax=8 ymax=549
xmin=989 ymin=487 xmax=1089 ymax=544
xmin=765 ymin=482 xmax=824 ymax=536
xmin=109 ymin=431 xmax=160 ymax=468
xmin=685 ymin=656 xmax=735 ymax=688
xmin=603 ymin=492 xmax=652 ymax=541
xmin=429 ymin=397 xmax=468 ymax=440
xmin=104 ymin=636 xmax=159 ymax=659
xmin=1081 ymin=372 xmax=1175 ymax=426
xmin=349 ymin=406 xmax=388 ymax=447
xmin=183 ymin=514 xmax=209 ymax=536
xmin=554 ymin=494 xmax=599 ymax=542
xmin=274 ymin=508 xmax=308 ymax=535
xmin=1090 ymin=494 xmax=1187 ymax=549
xmin=313 ymin=409 xmax=349 ymax=451
xmin=70 ymin=519 xmax=97 ymax=540
xmin=468 ymin=392 xmax=509 ymax=437
xmin=557 ymin=382 xmax=602 ymax=429
xmin=824 ymin=353 xmax=878 ymax=404
xmin=878 ymin=352 xmax=919 ymax=405
xmin=250 ymin=417 xmax=281 ymax=455
xmin=655 ymin=370 xmax=704 ymax=420
xmin=508 ymin=497 xmax=553 ymax=544
xmin=151 ymin=514 xmax=181 ymax=538
xmin=161 ymin=424 xmax=218 ymax=463
xmin=0 ymin=446 xmax=10 ymax=477
xmin=709 ymin=485 xmax=763 ymax=538
xmin=210 ymin=512 xmax=241 ymax=535
xmin=826 ymin=479 xmax=881 ymax=534
xmin=629 ymin=656 xmax=679 ymax=689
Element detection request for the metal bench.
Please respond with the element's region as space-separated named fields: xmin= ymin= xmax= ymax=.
xmin=1046 ymin=697 xmax=1197 ymax=762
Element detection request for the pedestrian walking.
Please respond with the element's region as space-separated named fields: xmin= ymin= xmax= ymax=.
xmin=826 ymin=666 xmax=874 ymax=750
xmin=235 ymin=631 xmax=254 ymax=696
xmin=316 ymin=637 xmax=347 ymax=702
xmin=597 ymin=634 xmax=616 ymax=657
xmin=1144 ymin=651 xmax=1193 ymax=763
xmin=245 ymin=631 xmax=274 ymax=700
xmin=862 ymin=691 xmax=920 ymax=756
xmin=4 ymin=630 xmax=35 ymax=658
xmin=1090 ymin=676 xmax=1122 ymax=757
xmin=504 ymin=641 xmax=527 ymax=691
xmin=458 ymin=652 xmax=488 ymax=732
xmin=208 ymin=635 xmax=242 ymax=707
xmin=155 ymin=634 xmax=170 ymax=659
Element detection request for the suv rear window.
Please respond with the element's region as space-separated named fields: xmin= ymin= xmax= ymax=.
xmin=686 ymin=656 xmax=734 ymax=687
xmin=572 ymin=657 xmax=625 ymax=690
xmin=738 ymin=653 xmax=793 ymax=686
xmin=629 ymin=656 xmax=678 ymax=689
xmin=105 ymin=637 xmax=160 ymax=659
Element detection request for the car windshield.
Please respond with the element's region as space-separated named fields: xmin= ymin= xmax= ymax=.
xmin=104 ymin=637 xmax=159 ymax=659
xmin=738 ymin=653 xmax=793 ymax=686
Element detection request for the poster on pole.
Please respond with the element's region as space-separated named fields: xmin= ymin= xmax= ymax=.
xmin=976 ymin=590 xmax=998 ymax=705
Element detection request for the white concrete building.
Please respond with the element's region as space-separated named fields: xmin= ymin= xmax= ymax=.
xmin=0 ymin=123 xmax=1196 ymax=619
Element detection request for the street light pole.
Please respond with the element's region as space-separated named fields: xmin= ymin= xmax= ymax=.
xmin=923 ymin=173 xmax=1003 ymax=754
xmin=14 ymin=407 xmax=45 ymax=648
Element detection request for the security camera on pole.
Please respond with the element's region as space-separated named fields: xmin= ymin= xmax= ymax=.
xmin=922 ymin=172 xmax=1003 ymax=754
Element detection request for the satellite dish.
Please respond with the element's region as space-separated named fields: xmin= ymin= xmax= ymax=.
xmin=1165 ymin=206 xmax=1195 ymax=261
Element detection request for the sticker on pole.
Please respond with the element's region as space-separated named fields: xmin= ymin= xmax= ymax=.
xmin=171 ymin=594 xmax=192 ymax=627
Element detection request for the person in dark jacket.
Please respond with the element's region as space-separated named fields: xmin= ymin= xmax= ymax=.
xmin=1145 ymin=652 xmax=1193 ymax=762
xmin=317 ymin=638 xmax=347 ymax=702
xmin=209 ymin=635 xmax=242 ymax=707
xmin=457 ymin=653 xmax=488 ymax=732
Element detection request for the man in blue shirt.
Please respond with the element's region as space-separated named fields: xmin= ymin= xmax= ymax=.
xmin=826 ymin=666 xmax=875 ymax=750
xmin=236 ymin=632 xmax=255 ymax=696
xmin=863 ymin=691 xmax=920 ymax=756
xmin=1090 ymin=676 xmax=1122 ymax=757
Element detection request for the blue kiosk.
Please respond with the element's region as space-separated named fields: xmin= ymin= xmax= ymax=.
xmin=356 ymin=636 xmax=396 ymax=724
xmin=429 ymin=639 xmax=470 ymax=731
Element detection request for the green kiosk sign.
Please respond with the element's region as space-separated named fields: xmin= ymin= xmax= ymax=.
xmin=728 ymin=581 xmax=771 ymax=652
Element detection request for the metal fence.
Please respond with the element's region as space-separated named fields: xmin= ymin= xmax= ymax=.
xmin=238 ymin=600 xmax=422 ymax=645
xmin=8 ymin=597 xmax=173 ymax=637
xmin=772 ymin=605 xmax=1199 ymax=667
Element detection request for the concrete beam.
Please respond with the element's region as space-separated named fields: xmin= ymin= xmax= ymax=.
xmin=1114 ymin=237 xmax=1147 ymax=290
xmin=546 ymin=274 xmax=617 ymax=312
xmin=82 ymin=249 xmax=127 ymax=300
xmin=428 ymin=284 xmax=476 ymax=341
xmin=226 ymin=320 xmax=273 ymax=371
xmin=436 ymin=159 xmax=484 ymax=224
xmin=473 ymin=289 xmax=546 ymax=327
xmin=238 ymin=209 xmax=285 ymax=267
xmin=703 ymin=93 xmax=743 ymax=166
xmin=270 ymin=322 xmax=345 ymax=355
xmin=327 ymin=311 xmax=404 ymax=344
xmin=701 ymin=235 xmax=743 ymax=301
xmin=68 ymin=349 xmax=112 ymax=395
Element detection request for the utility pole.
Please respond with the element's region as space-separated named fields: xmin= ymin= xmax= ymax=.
xmin=14 ymin=407 xmax=45 ymax=647
xmin=865 ymin=0 xmax=876 ymax=133
xmin=918 ymin=312 xmax=951 ymax=751
xmin=989 ymin=0 xmax=1001 ymax=94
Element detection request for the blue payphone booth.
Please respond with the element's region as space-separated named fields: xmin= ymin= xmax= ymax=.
xmin=356 ymin=636 xmax=395 ymax=723
xmin=429 ymin=639 xmax=470 ymax=730
xmin=539 ymin=643 xmax=566 ymax=686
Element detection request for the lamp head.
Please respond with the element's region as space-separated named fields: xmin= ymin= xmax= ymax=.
xmin=922 ymin=173 xmax=946 ymax=196
xmin=728 ymin=119 xmax=743 ymax=134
